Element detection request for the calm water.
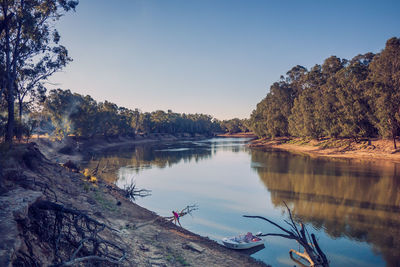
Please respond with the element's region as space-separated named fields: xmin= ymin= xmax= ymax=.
xmin=84 ymin=138 xmax=400 ymax=267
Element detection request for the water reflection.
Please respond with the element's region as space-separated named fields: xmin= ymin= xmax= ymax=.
xmin=83 ymin=138 xmax=400 ymax=266
xmin=83 ymin=138 xmax=249 ymax=183
xmin=250 ymin=149 xmax=400 ymax=266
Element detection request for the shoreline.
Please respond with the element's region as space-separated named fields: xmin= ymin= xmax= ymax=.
xmin=33 ymin=133 xmax=212 ymax=164
xmin=249 ymin=137 xmax=400 ymax=163
xmin=1 ymin=136 xmax=268 ymax=266
xmin=217 ymin=132 xmax=257 ymax=139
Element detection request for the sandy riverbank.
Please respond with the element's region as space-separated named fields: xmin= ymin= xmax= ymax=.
xmin=217 ymin=132 xmax=257 ymax=138
xmin=0 ymin=137 xmax=268 ymax=266
xmin=249 ymin=137 xmax=400 ymax=163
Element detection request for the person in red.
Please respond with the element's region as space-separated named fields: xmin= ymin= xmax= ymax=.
xmin=172 ymin=211 xmax=182 ymax=227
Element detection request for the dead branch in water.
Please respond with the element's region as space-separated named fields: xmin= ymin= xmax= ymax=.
xmin=244 ymin=202 xmax=329 ymax=267
xmin=164 ymin=204 xmax=199 ymax=222
xmin=123 ymin=181 xmax=152 ymax=201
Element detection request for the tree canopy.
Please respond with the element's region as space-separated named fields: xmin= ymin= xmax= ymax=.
xmin=250 ymin=37 xmax=400 ymax=147
xmin=0 ymin=0 xmax=77 ymax=145
xmin=42 ymin=89 xmax=223 ymax=139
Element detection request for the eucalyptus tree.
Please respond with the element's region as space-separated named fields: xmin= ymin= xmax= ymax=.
xmin=318 ymin=56 xmax=347 ymax=137
xmin=368 ymin=37 xmax=400 ymax=148
xmin=335 ymin=53 xmax=376 ymax=138
xmin=43 ymin=89 xmax=79 ymax=139
xmin=288 ymin=64 xmax=324 ymax=138
xmin=250 ymin=99 xmax=268 ymax=137
xmin=0 ymin=0 xmax=78 ymax=145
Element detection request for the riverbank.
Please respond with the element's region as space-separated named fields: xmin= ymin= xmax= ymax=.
xmin=217 ymin=132 xmax=257 ymax=138
xmin=33 ymin=133 xmax=211 ymax=164
xmin=0 ymin=138 xmax=268 ymax=266
xmin=249 ymin=137 xmax=400 ymax=163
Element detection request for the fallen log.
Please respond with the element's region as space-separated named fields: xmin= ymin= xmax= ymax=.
xmin=244 ymin=202 xmax=329 ymax=267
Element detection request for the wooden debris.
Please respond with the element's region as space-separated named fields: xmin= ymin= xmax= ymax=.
xmin=182 ymin=242 xmax=205 ymax=253
xmin=244 ymin=202 xmax=329 ymax=267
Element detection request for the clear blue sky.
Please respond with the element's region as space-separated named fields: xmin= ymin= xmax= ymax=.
xmin=48 ymin=0 xmax=400 ymax=120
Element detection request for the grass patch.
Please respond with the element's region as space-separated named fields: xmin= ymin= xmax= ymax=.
xmin=165 ymin=249 xmax=190 ymax=266
xmin=286 ymin=138 xmax=311 ymax=145
xmin=92 ymin=189 xmax=117 ymax=212
xmin=316 ymin=139 xmax=350 ymax=149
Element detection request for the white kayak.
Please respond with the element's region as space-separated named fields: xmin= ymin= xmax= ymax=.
xmin=222 ymin=232 xmax=265 ymax=250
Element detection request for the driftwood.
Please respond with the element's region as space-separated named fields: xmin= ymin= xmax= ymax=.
xmin=165 ymin=205 xmax=199 ymax=224
xmin=244 ymin=203 xmax=329 ymax=267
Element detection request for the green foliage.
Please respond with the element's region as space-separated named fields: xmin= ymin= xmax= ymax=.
xmin=0 ymin=0 xmax=78 ymax=144
xmin=251 ymin=37 xmax=400 ymax=147
xmin=368 ymin=38 xmax=400 ymax=140
xmin=220 ymin=118 xmax=249 ymax=134
xmin=41 ymin=89 xmax=222 ymax=139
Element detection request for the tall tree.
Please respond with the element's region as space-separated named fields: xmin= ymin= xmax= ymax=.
xmin=368 ymin=37 xmax=400 ymax=148
xmin=289 ymin=65 xmax=324 ymax=138
xmin=0 ymin=0 xmax=77 ymax=146
xmin=335 ymin=53 xmax=376 ymax=138
xmin=318 ymin=56 xmax=346 ymax=137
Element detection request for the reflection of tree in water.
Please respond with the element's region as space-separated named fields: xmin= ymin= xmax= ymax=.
xmin=250 ymin=149 xmax=400 ymax=267
xmin=83 ymin=143 xmax=213 ymax=183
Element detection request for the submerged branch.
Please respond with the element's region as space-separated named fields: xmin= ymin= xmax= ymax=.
xmin=244 ymin=205 xmax=329 ymax=267
xmin=123 ymin=181 xmax=152 ymax=200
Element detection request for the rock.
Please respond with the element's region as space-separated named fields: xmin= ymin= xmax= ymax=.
xmin=139 ymin=244 xmax=150 ymax=252
xmin=182 ymin=242 xmax=205 ymax=253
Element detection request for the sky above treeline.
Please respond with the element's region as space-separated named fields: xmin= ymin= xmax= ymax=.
xmin=48 ymin=0 xmax=400 ymax=120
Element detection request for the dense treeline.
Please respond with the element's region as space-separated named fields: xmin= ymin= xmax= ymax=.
xmin=219 ymin=118 xmax=250 ymax=134
xmin=39 ymin=89 xmax=223 ymax=139
xmin=1 ymin=84 xmax=252 ymax=141
xmin=250 ymin=37 xmax=400 ymax=147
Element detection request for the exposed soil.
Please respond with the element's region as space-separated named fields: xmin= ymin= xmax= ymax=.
xmin=0 ymin=140 xmax=268 ymax=266
xmin=217 ymin=132 xmax=257 ymax=139
xmin=249 ymin=137 xmax=400 ymax=163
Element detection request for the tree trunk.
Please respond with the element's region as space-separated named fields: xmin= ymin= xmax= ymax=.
xmin=393 ymin=125 xmax=397 ymax=149
xmin=19 ymin=99 xmax=23 ymax=120
xmin=5 ymin=82 xmax=14 ymax=145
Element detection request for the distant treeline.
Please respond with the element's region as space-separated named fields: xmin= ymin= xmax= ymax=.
xmin=250 ymin=37 xmax=400 ymax=147
xmin=37 ymin=89 xmax=226 ymax=139
xmin=1 ymin=88 xmax=252 ymax=140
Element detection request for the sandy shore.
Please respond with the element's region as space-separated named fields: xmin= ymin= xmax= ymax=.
xmin=217 ymin=132 xmax=257 ymax=138
xmin=249 ymin=137 xmax=400 ymax=163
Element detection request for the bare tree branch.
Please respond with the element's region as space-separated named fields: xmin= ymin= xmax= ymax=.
xmin=244 ymin=204 xmax=329 ymax=267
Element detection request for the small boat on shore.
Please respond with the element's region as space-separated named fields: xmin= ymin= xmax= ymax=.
xmin=222 ymin=232 xmax=265 ymax=250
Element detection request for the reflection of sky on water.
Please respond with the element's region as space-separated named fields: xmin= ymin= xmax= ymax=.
xmin=100 ymin=138 xmax=397 ymax=267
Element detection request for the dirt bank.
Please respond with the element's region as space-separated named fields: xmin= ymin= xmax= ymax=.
xmin=217 ymin=132 xmax=257 ymax=138
xmin=0 ymin=141 xmax=268 ymax=266
xmin=249 ymin=137 xmax=400 ymax=163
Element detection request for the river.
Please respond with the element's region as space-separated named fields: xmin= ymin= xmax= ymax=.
xmin=83 ymin=137 xmax=400 ymax=267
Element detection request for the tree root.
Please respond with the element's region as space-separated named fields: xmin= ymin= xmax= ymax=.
xmin=16 ymin=200 xmax=126 ymax=266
